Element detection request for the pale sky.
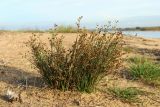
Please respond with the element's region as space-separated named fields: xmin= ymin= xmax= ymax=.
xmin=0 ymin=0 xmax=160 ymax=30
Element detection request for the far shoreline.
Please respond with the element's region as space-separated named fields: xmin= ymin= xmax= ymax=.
xmin=120 ymin=26 xmax=160 ymax=31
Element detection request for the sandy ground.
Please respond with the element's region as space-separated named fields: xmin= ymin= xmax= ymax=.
xmin=0 ymin=32 xmax=160 ymax=107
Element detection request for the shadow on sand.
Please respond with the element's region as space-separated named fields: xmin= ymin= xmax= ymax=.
xmin=0 ymin=65 xmax=45 ymax=88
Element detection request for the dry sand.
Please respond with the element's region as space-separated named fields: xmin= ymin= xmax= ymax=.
xmin=0 ymin=32 xmax=160 ymax=107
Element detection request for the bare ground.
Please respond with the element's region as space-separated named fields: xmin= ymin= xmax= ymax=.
xmin=0 ymin=32 xmax=160 ymax=107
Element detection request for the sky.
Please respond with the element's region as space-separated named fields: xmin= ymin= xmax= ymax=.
xmin=0 ymin=0 xmax=160 ymax=30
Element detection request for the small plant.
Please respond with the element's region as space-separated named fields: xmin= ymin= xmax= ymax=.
xmin=129 ymin=56 xmax=160 ymax=86
xmin=27 ymin=17 xmax=124 ymax=92
xmin=108 ymin=87 xmax=144 ymax=103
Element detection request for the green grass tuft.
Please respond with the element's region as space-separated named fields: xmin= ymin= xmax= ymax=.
xmin=108 ymin=87 xmax=144 ymax=103
xmin=129 ymin=56 xmax=160 ymax=86
xmin=128 ymin=56 xmax=148 ymax=64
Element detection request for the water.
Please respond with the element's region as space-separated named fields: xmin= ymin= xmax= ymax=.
xmin=123 ymin=31 xmax=160 ymax=38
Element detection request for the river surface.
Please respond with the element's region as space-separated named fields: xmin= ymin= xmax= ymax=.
xmin=123 ymin=31 xmax=160 ymax=38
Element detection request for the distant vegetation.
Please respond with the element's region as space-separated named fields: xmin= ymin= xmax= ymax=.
xmin=49 ymin=25 xmax=78 ymax=33
xmin=17 ymin=29 xmax=45 ymax=33
xmin=121 ymin=26 xmax=160 ymax=31
xmin=12 ymin=25 xmax=78 ymax=33
xmin=1 ymin=25 xmax=160 ymax=33
xmin=0 ymin=29 xmax=45 ymax=33
xmin=0 ymin=25 xmax=78 ymax=33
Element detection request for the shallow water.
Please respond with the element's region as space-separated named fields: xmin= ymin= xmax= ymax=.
xmin=123 ymin=31 xmax=160 ymax=38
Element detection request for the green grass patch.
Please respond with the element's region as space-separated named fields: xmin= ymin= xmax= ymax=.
xmin=128 ymin=56 xmax=148 ymax=64
xmin=108 ymin=87 xmax=145 ymax=103
xmin=129 ymin=56 xmax=160 ymax=86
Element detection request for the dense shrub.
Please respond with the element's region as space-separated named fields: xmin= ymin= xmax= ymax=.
xmin=27 ymin=17 xmax=124 ymax=92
